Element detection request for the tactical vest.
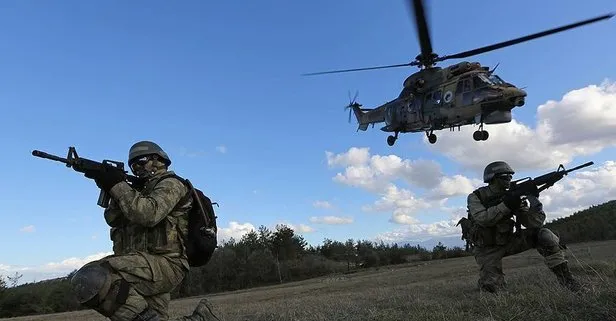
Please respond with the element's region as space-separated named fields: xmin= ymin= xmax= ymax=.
xmin=466 ymin=186 xmax=515 ymax=247
xmin=109 ymin=171 xmax=190 ymax=259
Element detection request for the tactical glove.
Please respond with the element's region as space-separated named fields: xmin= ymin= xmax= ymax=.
xmin=84 ymin=168 xmax=125 ymax=192
xmin=503 ymin=193 xmax=522 ymax=211
xmin=96 ymin=169 xmax=125 ymax=192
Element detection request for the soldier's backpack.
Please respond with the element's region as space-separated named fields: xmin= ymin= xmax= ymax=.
xmin=181 ymin=178 xmax=218 ymax=267
xmin=146 ymin=173 xmax=218 ymax=267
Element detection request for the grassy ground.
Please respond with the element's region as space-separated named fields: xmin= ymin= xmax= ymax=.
xmin=5 ymin=240 xmax=616 ymax=321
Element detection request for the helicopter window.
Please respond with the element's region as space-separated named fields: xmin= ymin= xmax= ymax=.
xmin=456 ymin=77 xmax=472 ymax=93
xmin=476 ymin=73 xmax=502 ymax=86
xmin=474 ymin=75 xmax=489 ymax=88
xmin=488 ymin=74 xmax=505 ymax=85
xmin=463 ymin=80 xmax=471 ymax=92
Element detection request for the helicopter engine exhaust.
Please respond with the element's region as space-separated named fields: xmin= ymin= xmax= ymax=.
xmin=483 ymin=110 xmax=512 ymax=124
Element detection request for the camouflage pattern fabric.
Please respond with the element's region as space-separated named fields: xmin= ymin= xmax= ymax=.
xmin=74 ymin=169 xmax=193 ymax=321
xmin=473 ymin=227 xmax=566 ymax=292
xmin=83 ymin=252 xmax=187 ymax=321
xmin=467 ymin=185 xmax=566 ymax=292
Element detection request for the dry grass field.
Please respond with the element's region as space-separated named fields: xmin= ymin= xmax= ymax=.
xmin=4 ymin=240 xmax=616 ymax=321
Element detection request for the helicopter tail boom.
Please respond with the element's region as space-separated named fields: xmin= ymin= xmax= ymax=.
xmin=346 ymin=103 xmax=385 ymax=131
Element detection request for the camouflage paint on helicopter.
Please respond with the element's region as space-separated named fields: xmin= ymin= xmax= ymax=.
xmin=304 ymin=0 xmax=613 ymax=146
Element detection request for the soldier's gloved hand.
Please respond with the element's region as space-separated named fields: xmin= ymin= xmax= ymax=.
xmin=503 ymin=193 xmax=522 ymax=211
xmin=94 ymin=169 xmax=125 ymax=192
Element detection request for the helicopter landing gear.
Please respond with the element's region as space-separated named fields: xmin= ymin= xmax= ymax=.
xmin=473 ymin=124 xmax=489 ymax=141
xmin=426 ymin=130 xmax=437 ymax=144
xmin=387 ymin=131 xmax=399 ymax=146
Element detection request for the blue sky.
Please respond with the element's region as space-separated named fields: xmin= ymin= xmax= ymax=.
xmin=1 ymin=0 xmax=615 ymax=283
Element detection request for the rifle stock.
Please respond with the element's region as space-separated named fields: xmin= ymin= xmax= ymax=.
xmin=32 ymin=147 xmax=141 ymax=208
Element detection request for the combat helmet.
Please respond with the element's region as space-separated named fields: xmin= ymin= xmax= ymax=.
xmin=483 ymin=161 xmax=514 ymax=183
xmin=128 ymin=140 xmax=171 ymax=166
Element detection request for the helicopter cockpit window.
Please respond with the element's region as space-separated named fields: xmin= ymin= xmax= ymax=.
xmin=476 ymin=73 xmax=503 ymax=87
xmin=487 ymin=74 xmax=505 ymax=85
xmin=474 ymin=75 xmax=489 ymax=88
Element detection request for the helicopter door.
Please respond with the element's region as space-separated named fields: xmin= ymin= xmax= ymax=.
xmin=455 ymin=76 xmax=473 ymax=107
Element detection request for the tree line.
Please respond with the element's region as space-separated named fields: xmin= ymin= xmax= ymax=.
xmin=1 ymin=199 xmax=615 ymax=318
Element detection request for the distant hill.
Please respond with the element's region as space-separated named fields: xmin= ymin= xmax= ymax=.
xmin=545 ymin=199 xmax=616 ymax=244
xmin=399 ymin=199 xmax=616 ymax=250
xmin=397 ymin=235 xmax=465 ymax=250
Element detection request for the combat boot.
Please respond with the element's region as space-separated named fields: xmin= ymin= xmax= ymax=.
xmin=550 ymin=262 xmax=582 ymax=292
xmin=172 ymin=299 xmax=222 ymax=321
xmin=132 ymin=308 xmax=160 ymax=321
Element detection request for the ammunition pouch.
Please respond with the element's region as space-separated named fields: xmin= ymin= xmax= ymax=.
xmin=459 ymin=217 xmax=514 ymax=248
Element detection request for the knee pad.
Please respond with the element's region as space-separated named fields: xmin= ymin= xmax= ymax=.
xmin=537 ymin=228 xmax=560 ymax=247
xmin=70 ymin=262 xmax=113 ymax=305
xmin=70 ymin=262 xmax=131 ymax=317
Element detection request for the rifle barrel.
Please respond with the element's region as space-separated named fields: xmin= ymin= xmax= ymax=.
xmin=567 ymin=161 xmax=594 ymax=173
xmin=32 ymin=150 xmax=70 ymax=164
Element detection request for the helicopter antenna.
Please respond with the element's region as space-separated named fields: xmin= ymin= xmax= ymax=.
xmin=302 ymin=0 xmax=613 ymax=76
xmin=489 ymin=62 xmax=500 ymax=74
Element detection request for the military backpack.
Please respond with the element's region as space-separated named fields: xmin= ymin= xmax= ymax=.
xmin=147 ymin=173 xmax=219 ymax=267
xmin=179 ymin=177 xmax=218 ymax=267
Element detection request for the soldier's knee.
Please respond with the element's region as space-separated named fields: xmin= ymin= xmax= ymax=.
xmin=537 ymin=228 xmax=560 ymax=247
xmin=70 ymin=262 xmax=112 ymax=305
xmin=70 ymin=261 xmax=131 ymax=317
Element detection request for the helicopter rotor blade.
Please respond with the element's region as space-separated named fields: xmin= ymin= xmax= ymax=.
xmin=302 ymin=62 xmax=413 ymax=76
xmin=436 ymin=13 xmax=614 ymax=62
xmin=408 ymin=0 xmax=433 ymax=62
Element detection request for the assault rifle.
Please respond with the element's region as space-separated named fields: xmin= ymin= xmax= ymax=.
xmin=458 ymin=160 xmax=594 ymax=251
xmin=507 ymin=160 xmax=594 ymax=234
xmin=507 ymin=161 xmax=595 ymax=199
xmin=32 ymin=147 xmax=142 ymax=208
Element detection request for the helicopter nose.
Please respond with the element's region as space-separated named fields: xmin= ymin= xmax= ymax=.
xmin=507 ymin=88 xmax=526 ymax=107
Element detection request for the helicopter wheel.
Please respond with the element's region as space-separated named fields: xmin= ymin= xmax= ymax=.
xmin=428 ymin=134 xmax=437 ymax=144
xmin=473 ymin=130 xmax=489 ymax=141
xmin=387 ymin=135 xmax=397 ymax=146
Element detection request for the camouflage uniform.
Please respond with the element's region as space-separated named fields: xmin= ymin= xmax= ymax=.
xmin=70 ymin=141 xmax=221 ymax=321
xmin=465 ymin=161 xmax=581 ymax=293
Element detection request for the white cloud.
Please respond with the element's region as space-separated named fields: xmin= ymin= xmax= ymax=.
xmin=540 ymin=160 xmax=616 ymax=221
xmin=42 ymin=252 xmax=113 ymax=272
xmin=326 ymin=147 xmax=479 ymax=224
xmin=216 ymin=145 xmax=227 ymax=154
xmin=217 ymin=221 xmax=255 ymax=243
xmin=313 ymin=200 xmax=333 ymax=209
xmin=19 ymin=225 xmax=35 ymax=233
xmin=374 ymin=218 xmax=463 ymax=243
xmin=279 ymin=222 xmax=316 ymax=233
xmin=427 ymin=80 xmax=616 ymax=172
xmin=326 ymin=148 xmax=446 ymax=192
xmin=0 ymin=251 xmax=114 ymax=285
xmin=309 ymin=216 xmax=354 ymax=225
xmin=326 ymin=147 xmax=370 ymax=167
xmin=427 ymin=175 xmax=483 ymax=200
xmin=297 ymin=224 xmax=316 ymax=233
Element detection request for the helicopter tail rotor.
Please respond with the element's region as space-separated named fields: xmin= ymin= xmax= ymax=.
xmin=345 ymin=90 xmax=361 ymax=123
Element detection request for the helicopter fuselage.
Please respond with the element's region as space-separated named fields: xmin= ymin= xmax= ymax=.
xmin=350 ymin=61 xmax=527 ymax=145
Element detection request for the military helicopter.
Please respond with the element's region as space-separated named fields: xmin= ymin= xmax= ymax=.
xmin=304 ymin=0 xmax=614 ymax=146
